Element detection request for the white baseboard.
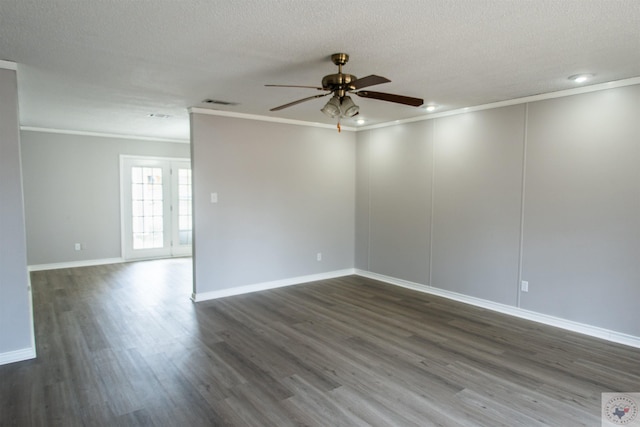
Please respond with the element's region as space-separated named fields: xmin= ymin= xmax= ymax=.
xmin=192 ymin=268 xmax=356 ymax=302
xmin=28 ymin=258 xmax=124 ymax=272
xmin=0 ymin=346 xmax=36 ymax=366
xmin=355 ymin=269 xmax=640 ymax=349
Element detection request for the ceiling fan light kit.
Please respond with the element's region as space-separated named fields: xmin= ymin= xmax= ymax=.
xmin=320 ymin=94 xmax=359 ymax=119
xmin=321 ymin=95 xmax=342 ymax=118
xmin=267 ymin=53 xmax=424 ymax=129
xmin=339 ymin=96 xmax=359 ymax=118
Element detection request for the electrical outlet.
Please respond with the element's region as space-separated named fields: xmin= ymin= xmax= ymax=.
xmin=317 ymin=252 xmax=322 ymax=261
xmin=74 ymin=243 xmax=82 ymax=251
xmin=521 ymin=280 xmax=529 ymax=292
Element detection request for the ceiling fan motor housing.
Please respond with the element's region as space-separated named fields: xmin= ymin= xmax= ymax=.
xmin=321 ymin=73 xmax=358 ymax=97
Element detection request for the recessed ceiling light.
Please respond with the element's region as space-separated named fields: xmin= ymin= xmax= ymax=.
xmin=356 ymin=118 xmax=365 ymax=125
xmin=568 ymin=74 xmax=594 ymax=84
xmin=424 ymin=104 xmax=438 ymax=112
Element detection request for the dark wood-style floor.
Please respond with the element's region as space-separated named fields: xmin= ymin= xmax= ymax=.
xmin=1 ymin=259 xmax=638 ymax=426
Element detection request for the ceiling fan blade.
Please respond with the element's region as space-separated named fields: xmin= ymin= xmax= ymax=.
xmin=270 ymin=92 xmax=331 ymax=111
xmin=349 ymin=75 xmax=391 ymax=90
xmin=355 ymin=90 xmax=424 ymax=107
xmin=265 ymin=84 xmax=324 ymax=90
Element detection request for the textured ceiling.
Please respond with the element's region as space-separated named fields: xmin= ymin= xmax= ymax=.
xmin=1 ymin=0 xmax=639 ymax=141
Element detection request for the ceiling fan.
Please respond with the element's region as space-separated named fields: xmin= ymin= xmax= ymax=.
xmin=266 ymin=53 xmax=424 ymax=123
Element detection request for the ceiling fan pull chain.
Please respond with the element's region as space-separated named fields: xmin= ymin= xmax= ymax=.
xmin=337 ymin=120 xmax=341 ymax=133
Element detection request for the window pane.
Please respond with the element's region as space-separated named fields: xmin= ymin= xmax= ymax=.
xmin=177 ymin=168 xmax=192 ymax=247
xmin=132 ymin=217 xmax=143 ymax=233
xmin=131 ymin=167 xmax=143 ymax=184
xmin=143 ymin=201 xmax=154 ymax=215
xmin=152 ymin=184 xmax=162 ymax=200
xmin=179 ymin=201 xmax=190 ymax=215
xmin=132 ymin=201 xmax=143 ymax=217
xmin=178 ymin=169 xmax=190 ymax=184
xmin=179 ymin=230 xmax=192 ymax=245
xmin=153 ymin=216 xmax=163 ymax=232
xmin=178 ymin=216 xmax=188 ymax=230
xmin=132 ymin=184 xmax=143 ymax=200
xmin=153 ymin=233 xmax=164 ymax=248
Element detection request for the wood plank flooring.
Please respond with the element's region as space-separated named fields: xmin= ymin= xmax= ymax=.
xmin=1 ymin=258 xmax=639 ymax=426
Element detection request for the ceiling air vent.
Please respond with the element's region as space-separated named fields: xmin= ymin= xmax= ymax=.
xmin=202 ymin=99 xmax=239 ymax=106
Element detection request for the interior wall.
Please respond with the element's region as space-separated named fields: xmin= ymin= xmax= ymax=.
xmin=522 ymin=86 xmax=640 ymax=334
xmin=354 ymin=129 xmax=371 ymax=271
xmin=357 ymin=84 xmax=640 ymax=337
xmin=190 ymin=114 xmax=355 ymax=295
xmin=0 ymin=67 xmax=33 ymax=361
xmin=356 ymin=121 xmax=433 ymax=285
xmin=432 ymin=105 xmax=525 ymax=305
xmin=20 ymin=131 xmax=190 ymax=266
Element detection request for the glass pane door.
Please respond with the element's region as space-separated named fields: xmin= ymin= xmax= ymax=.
xmin=131 ymin=166 xmax=164 ymax=250
xmin=121 ymin=157 xmax=192 ymax=260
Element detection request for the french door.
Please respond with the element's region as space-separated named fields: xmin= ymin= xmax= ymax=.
xmin=120 ymin=156 xmax=192 ymax=260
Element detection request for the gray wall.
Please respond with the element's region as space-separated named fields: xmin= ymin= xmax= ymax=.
xmin=432 ymin=105 xmax=525 ymax=305
xmin=190 ymin=114 xmax=355 ymax=294
xmin=20 ymin=131 xmax=190 ymax=265
xmin=356 ymin=121 xmax=433 ymax=285
xmin=357 ymin=84 xmax=640 ymax=337
xmin=522 ymin=87 xmax=640 ymax=333
xmin=0 ymin=67 xmax=33 ymax=359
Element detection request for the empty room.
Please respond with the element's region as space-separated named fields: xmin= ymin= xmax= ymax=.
xmin=1 ymin=1 xmax=639 ymax=426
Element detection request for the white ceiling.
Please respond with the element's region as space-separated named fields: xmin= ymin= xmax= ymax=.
xmin=1 ymin=0 xmax=639 ymax=141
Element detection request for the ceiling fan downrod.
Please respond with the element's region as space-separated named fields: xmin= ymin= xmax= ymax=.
xmin=323 ymin=53 xmax=357 ymax=98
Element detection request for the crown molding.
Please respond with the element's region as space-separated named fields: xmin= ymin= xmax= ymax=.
xmin=192 ymin=76 xmax=640 ymax=133
xmin=360 ymin=76 xmax=640 ymax=131
xmin=189 ymin=107 xmax=357 ymax=132
xmin=17 ymin=75 xmax=640 ymax=137
xmin=20 ymin=126 xmax=189 ymax=144
xmin=0 ymin=60 xmax=17 ymax=70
